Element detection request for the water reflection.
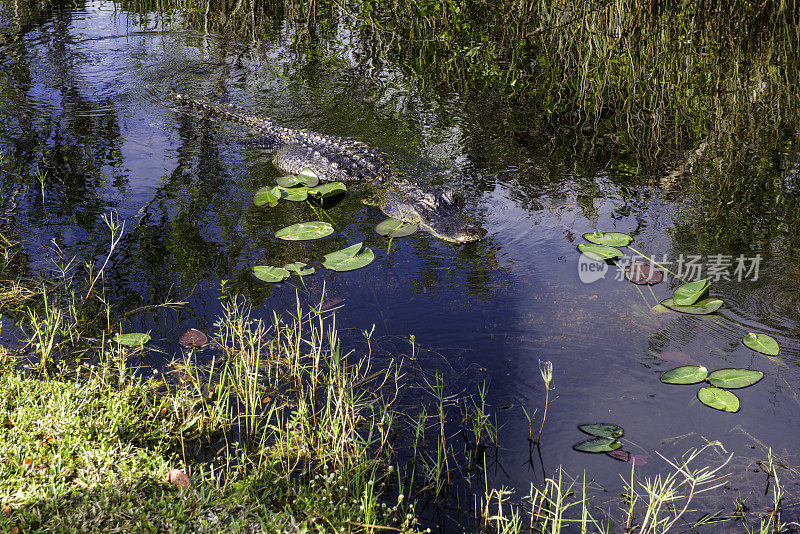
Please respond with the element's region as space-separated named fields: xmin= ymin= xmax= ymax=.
xmin=2 ymin=0 xmax=800 ymax=529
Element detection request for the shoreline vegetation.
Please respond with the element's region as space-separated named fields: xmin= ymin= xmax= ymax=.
xmin=1 ymin=230 xmax=798 ymax=533
xmin=1 ymin=0 xmax=799 ymax=531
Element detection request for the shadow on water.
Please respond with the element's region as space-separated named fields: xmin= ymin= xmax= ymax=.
xmin=2 ymin=0 xmax=800 ymax=530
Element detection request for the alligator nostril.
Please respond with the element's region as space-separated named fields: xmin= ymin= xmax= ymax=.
xmin=466 ymin=226 xmax=487 ymax=241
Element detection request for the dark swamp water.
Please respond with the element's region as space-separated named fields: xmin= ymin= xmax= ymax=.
xmin=2 ymin=0 xmax=800 ymax=529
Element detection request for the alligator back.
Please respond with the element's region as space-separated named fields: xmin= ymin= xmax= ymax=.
xmin=153 ymin=88 xmax=394 ymax=183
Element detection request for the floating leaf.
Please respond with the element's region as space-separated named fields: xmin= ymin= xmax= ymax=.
xmin=707 ymin=368 xmax=764 ymax=389
xmin=299 ymin=167 xmax=320 ymax=182
xmin=578 ymin=423 xmax=623 ymax=439
xmin=276 ymin=170 xmax=319 ymax=188
xmin=113 ymin=333 xmax=150 ymax=346
xmin=577 ymin=244 xmax=623 ymax=261
xmin=283 ymin=262 xmax=316 ymax=276
xmin=252 ymin=266 xmax=290 ymax=282
xmin=254 ymin=186 xmax=283 ymax=207
xmin=659 ymin=297 xmax=723 ymax=315
xmin=660 ymin=365 xmax=708 ymax=385
xmin=624 ymin=261 xmax=663 ymax=285
xmin=606 ymin=449 xmax=648 ymax=465
xmin=308 ymin=182 xmax=347 ymax=199
xmin=673 ymin=279 xmax=710 ymax=306
xmin=697 ymin=387 xmax=740 ymax=412
xmin=275 ymin=221 xmax=334 ymax=241
xmin=374 ymin=218 xmax=419 ymax=238
xmin=277 ymin=185 xmax=310 ymax=201
xmin=573 ymin=437 xmax=622 ymax=453
xmin=742 ymin=332 xmax=779 ymax=356
xmin=582 ymin=231 xmax=632 ymax=247
xmin=179 ymin=328 xmax=208 ymax=348
xmin=323 ymin=243 xmax=375 ymax=272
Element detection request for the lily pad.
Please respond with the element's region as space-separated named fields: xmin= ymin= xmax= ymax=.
xmin=323 ymin=243 xmax=375 ymax=272
xmin=742 ymin=332 xmax=779 ymax=356
xmin=578 ymin=423 xmax=623 ymax=439
xmin=673 ymin=279 xmax=710 ymax=306
xmin=299 ymin=167 xmax=320 ymax=181
xmin=577 ymin=244 xmax=623 ymax=261
xmin=573 ymin=437 xmax=622 ymax=453
xmin=283 ymin=262 xmax=316 ymax=276
xmin=582 ymin=231 xmax=632 ymax=247
xmin=659 ymin=297 xmax=723 ymax=315
xmin=607 ymin=449 xmax=648 ymax=465
xmin=275 ymin=221 xmax=334 ymax=241
xmin=179 ymin=328 xmax=208 ymax=348
xmin=252 ymin=266 xmax=290 ymax=282
xmin=660 ymin=365 xmax=708 ymax=385
xmin=707 ymin=368 xmax=764 ymax=389
xmin=276 ymin=170 xmax=320 ymax=188
xmin=624 ymin=261 xmax=663 ymax=285
xmin=277 ymin=185 xmax=310 ymax=201
xmin=113 ymin=333 xmax=150 ymax=346
xmin=308 ymin=182 xmax=347 ymax=199
xmin=254 ymin=186 xmax=283 ymax=207
xmin=374 ymin=218 xmax=419 ymax=238
xmin=697 ymin=387 xmax=740 ymax=413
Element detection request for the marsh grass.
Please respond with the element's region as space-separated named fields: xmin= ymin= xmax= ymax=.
xmin=0 ymin=267 xmax=424 ymax=531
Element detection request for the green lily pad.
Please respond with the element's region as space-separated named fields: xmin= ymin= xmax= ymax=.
xmin=113 ymin=333 xmax=151 ymax=346
xmin=582 ymin=231 xmax=632 ymax=247
xmin=374 ymin=218 xmax=419 ymax=238
xmin=323 ymin=243 xmax=375 ymax=272
xmin=742 ymin=332 xmax=779 ymax=356
xmin=277 ymin=185 xmax=310 ymax=201
xmin=308 ymin=182 xmax=347 ymax=199
xmin=276 ymin=168 xmax=320 ymax=188
xmin=252 ymin=266 xmax=290 ymax=282
xmin=275 ymin=221 xmax=334 ymax=241
xmin=578 ymin=423 xmax=623 ymax=439
xmin=673 ymin=279 xmax=710 ymax=306
xmin=283 ymin=262 xmax=316 ymax=276
xmin=299 ymin=167 xmax=319 ymax=180
xmin=697 ymin=387 xmax=740 ymax=413
xmin=577 ymin=244 xmax=623 ymax=261
xmin=659 ymin=297 xmax=723 ymax=315
xmin=573 ymin=437 xmax=622 ymax=453
xmin=707 ymin=368 xmax=764 ymax=389
xmin=254 ymin=186 xmax=283 ymax=207
xmin=660 ymin=365 xmax=708 ymax=385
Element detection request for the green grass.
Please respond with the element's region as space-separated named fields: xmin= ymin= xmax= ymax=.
xmin=0 ymin=285 xmax=424 ymax=532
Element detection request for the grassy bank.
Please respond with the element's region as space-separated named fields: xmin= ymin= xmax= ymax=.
xmin=0 ymin=248 xmax=421 ymax=532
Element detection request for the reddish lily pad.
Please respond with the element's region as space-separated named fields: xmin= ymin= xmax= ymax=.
xmin=624 ymin=261 xmax=663 ymax=285
xmin=179 ymin=328 xmax=208 ymax=348
xmin=607 ymin=449 xmax=648 ymax=465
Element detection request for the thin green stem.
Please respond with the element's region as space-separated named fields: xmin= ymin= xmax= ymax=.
xmin=627 ymin=245 xmax=685 ymax=281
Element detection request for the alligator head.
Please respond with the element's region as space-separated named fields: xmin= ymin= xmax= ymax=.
xmin=373 ymin=180 xmax=485 ymax=243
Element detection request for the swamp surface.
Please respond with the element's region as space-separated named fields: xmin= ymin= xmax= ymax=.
xmin=1 ymin=0 xmax=800 ymax=530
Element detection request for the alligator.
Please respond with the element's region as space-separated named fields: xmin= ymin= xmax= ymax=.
xmin=152 ymin=88 xmax=485 ymax=242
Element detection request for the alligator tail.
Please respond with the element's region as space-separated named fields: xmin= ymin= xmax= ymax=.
xmin=147 ymin=85 xmax=299 ymax=147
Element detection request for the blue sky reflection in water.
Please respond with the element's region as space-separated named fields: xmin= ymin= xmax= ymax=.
xmin=2 ymin=1 xmax=800 ymax=528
